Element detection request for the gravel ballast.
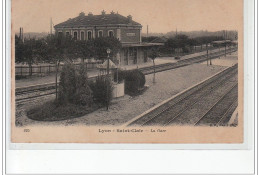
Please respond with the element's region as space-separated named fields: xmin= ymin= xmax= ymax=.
xmin=16 ymin=63 xmax=228 ymax=126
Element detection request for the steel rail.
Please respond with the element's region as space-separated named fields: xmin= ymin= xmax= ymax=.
xmin=128 ymin=64 xmax=238 ymax=126
xmin=194 ymin=83 xmax=238 ymax=126
xmin=142 ymin=67 xmax=238 ymax=126
xmin=216 ymin=99 xmax=238 ymax=126
xmin=16 ymin=49 xmax=237 ymax=101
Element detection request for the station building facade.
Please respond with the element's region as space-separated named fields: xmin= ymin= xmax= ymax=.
xmin=54 ymin=11 xmax=162 ymax=65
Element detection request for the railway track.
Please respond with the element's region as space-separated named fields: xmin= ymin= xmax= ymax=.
xmin=127 ymin=63 xmax=238 ymax=127
xmin=194 ymin=84 xmax=238 ymax=126
xmin=16 ymin=48 xmax=237 ymax=102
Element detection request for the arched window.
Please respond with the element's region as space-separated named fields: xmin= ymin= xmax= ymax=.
xmin=87 ymin=31 xmax=92 ymax=40
xmin=80 ymin=31 xmax=85 ymax=40
xmin=65 ymin=31 xmax=70 ymax=37
xmin=98 ymin=30 xmax=103 ymax=37
xmin=73 ymin=31 xmax=78 ymax=40
xmin=108 ymin=30 xmax=114 ymax=37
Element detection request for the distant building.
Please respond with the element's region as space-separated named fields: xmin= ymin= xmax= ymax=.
xmin=54 ymin=11 xmax=162 ymax=65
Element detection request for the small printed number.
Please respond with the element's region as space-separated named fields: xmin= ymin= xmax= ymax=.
xmin=24 ymin=129 xmax=30 ymax=132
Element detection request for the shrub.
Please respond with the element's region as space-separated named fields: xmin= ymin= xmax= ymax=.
xmin=58 ymin=62 xmax=93 ymax=106
xmin=27 ymin=100 xmax=98 ymax=121
xmin=58 ymin=62 xmax=76 ymax=104
xmin=115 ymin=69 xmax=146 ymax=94
xmin=89 ymin=75 xmax=113 ymax=107
xmin=73 ymin=64 xmax=93 ymax=106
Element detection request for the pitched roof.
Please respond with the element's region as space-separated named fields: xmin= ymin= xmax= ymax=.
xmin=54 ymin=13 xmax=142 ymax=28
xmin=97 ymin=59 xmax=117 ymax=69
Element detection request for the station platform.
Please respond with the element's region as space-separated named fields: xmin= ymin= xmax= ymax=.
xmin=15 ymin=47 xmax=229 ymax=88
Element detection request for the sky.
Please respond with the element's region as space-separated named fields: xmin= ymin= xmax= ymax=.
xmin=12 ymin=0 xmax=243 ymax=34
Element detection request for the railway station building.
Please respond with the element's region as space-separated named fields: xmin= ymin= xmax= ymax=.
xmin=54 ymin=11 xmax=163 ymax=65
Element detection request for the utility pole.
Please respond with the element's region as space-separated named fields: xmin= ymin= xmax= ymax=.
xmin=224 ymin=30 xmax=227 ymax=57
xmin=147 ymin=25 xmax=149 ymax=37
xmin=50 ymin=18 xmax=53 ymax=35
xmin=206 ymin=43 xmax=208 ymax=66
xmin=209 ymin=44 xmax=212 ymax=65
xmin=19 ymin=27 xmax=22 ymax=39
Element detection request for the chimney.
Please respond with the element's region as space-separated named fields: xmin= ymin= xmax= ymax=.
xmin=110 ymin=11 xmax=115 ymax=14
xmin=101 ymin=10 xmax=106 ymax=15
xmin=127 ymin=15 xmax=132 ymax=22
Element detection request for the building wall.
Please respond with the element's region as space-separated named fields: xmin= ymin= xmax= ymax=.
xmin=119 ymin=47 xmax=148 ymax=66
xmin=55 ymin=26 xmax=141 ymax=43
xmin=55 ymin=26 xmax=145 ymax=66
xmin=120 ymin=28 xmax=141 ymax=43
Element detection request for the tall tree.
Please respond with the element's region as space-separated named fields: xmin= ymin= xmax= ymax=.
xmin=73 ymin=40 xmax=95 ymax=62
xmin=15 ymin=36 xmax=46 ymax=76
xmin=92 ymin=37 xmax=122 ymax=61
xmin=165 ymin=37 xmax=177 ymax=54
xmin=44 ymin=34 xmax=76 ymax=100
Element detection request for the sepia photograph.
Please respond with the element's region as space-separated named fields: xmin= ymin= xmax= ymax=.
xmin=11 ymin=0 xmax=243 ymax=143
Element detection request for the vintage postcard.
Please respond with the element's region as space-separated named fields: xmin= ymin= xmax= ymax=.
xmin=11 ymin=0 xmax=243 ymax=143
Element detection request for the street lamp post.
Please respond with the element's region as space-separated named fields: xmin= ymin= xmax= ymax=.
xmin=106 ymin=48 xmax=111 ymax=110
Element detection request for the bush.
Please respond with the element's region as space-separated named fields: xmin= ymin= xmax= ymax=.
xmin=58 ymin=62 xmax=93 ymax=106
xmin=89 ymin=75 xmax=113 ymax=107
xmin=58 ymin=62 xmax=76 ymax=104
xmin=27 ymin=100 xmax=98 ymax=121
xmin=115 ymin=69 xmax=146 ymax=94
xmin=73 ymin=64 xmax=93 ymax=106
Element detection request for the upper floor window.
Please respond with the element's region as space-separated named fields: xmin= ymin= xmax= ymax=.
xmin=65 ymin=31 xmax=70 ymax=37
xmin=80 ymin=31 xmax=85 ymax=40
xmin=108 ymin=30 xmax=114 ymax=37
xmin=73 ymin=31 xmax=78 ymax=40
xmin=87 ymin=31 xmax=92 ymax=40
xmin=98 ymin=30 xmax=103 ymax=37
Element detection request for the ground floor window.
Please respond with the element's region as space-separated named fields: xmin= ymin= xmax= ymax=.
xmin=144 ymin=50 xmax=148 ymax=62
xmin=129 ymin=47 xmax=137 ymax=64
xmin=124 ymin=49 xmax=128 ymax=64
xmin=58 ymin=31 xmax=63 ymax=37
xmin=108 ymin=30 xmax=114 ymax=37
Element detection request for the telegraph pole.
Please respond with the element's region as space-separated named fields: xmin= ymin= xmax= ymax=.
xmin=224 ymin=30 xmax=227 ymax=57
xmin=209 ymin=44 xmax=212 ymax=65
xmin=206 ymin=43 xmax=208 ymax=66
xmin=50 ymin=18 xmax=53 ymax=35
xmin=19 ymin=27 xmax=22 ymax=39
xmin=147 ymin=25 xmax=149 ymax=37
